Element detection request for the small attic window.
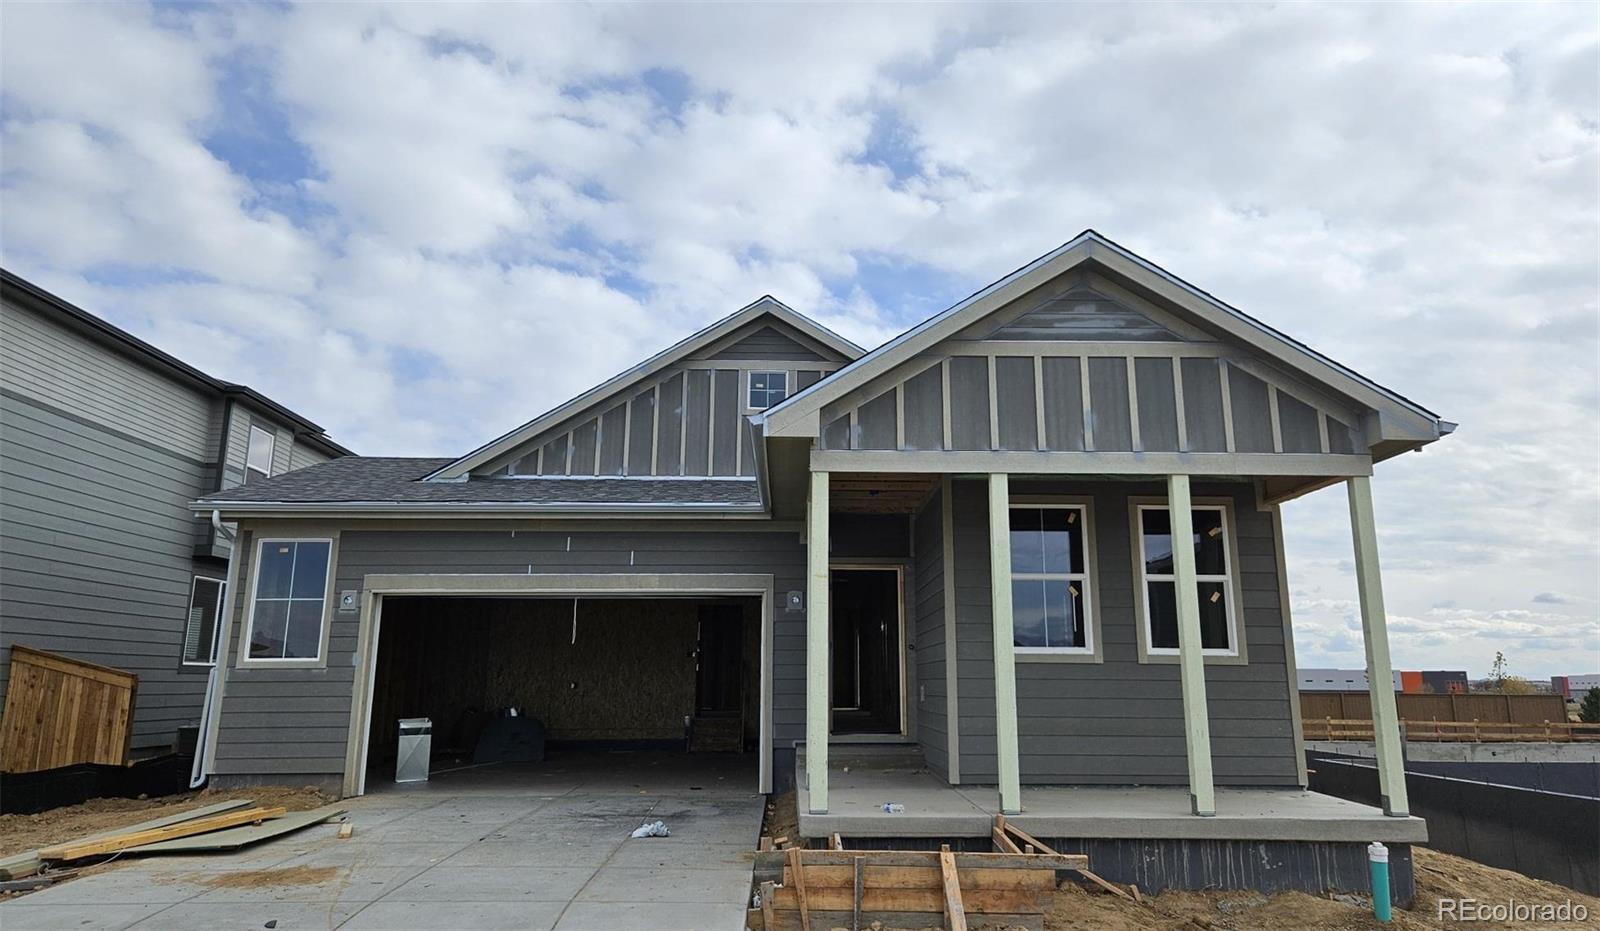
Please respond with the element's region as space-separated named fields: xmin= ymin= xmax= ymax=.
xmin=748 ymin=371 xmax=788 ymax=410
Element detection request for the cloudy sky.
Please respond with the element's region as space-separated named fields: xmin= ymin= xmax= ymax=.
xmin=2 ymin=2 xmax=1595 ymax=678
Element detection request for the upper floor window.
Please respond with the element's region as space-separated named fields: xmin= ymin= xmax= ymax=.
xmin=245 ymin=539 xmax=331 ymax=661
xmin=748 ymin=371 xmax=788 ymax=410
xmin=181 ymin=576 xmax=225 ymax=666
xmin=1136 ymin=503 xmax=1237 ymax=656
xmin=246 ymin=424 xmax=275 ymax=481
xmin=1009 ymin=504 xmax=1092 ymax=652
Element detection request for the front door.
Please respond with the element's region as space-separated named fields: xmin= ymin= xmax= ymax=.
xmin=829 ymin=567 xmax=904 ymax=735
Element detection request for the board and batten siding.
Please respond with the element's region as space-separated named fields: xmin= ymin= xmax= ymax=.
xmin=211 ymin=525 xmax=809 ymax=778
xmin=0 ymin=373 xmax=215 ymax=753
xmin=912 ymin=489 xmax=949 ymax=779
xmin=949 ymin=479 xmax=1300 ymax=786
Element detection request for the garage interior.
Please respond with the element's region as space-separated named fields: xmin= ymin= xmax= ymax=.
xmin=363 ymin=595 xmax=761 ymax=785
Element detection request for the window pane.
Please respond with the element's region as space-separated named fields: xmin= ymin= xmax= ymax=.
xmin=1142 ymin=509 xmax=1174 ymax=575
xmin=751 ymin=373 xmax=770 ymax=391
xmin=1194 ymin=509 xmax=1227 ymax=575
xmin=1147 ymin=581 xmax=1178 ymax=649
xmin=1009 ymin=508 xmax=1045 ymax=574
xmin=249 ymin=600 xmax=289 ymax=658
xmin=1198 ymin=582 xmax=1230 ymax=650
xmin=184 ymin=579 xmax=221 ymax=663
xmin=256 ymin=543 xmax=296 ymax=598
xmin=290 ymin=542 xmax=331 ymax=598
xmin=285 ymin=600 xmax=324 ymax=659
xmin=1041 ymin=578 xmax=1086 ymax=648
xmin=1011 ymin=578 xmax=1047 ymax=647
xmin=247 ymin=426 xmax=274 ymax=477
xmin=1039 ymin=508 xmax=1082 ymax=574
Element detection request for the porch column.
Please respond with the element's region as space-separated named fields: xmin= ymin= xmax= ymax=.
xmin=805 ymin=469 xmax=830 ymax=813
xmin=1168 ymin=474 xmax=1216 ymax=816
xmin=1347 ymin=475 xmax=1410 ymax=817
xmin=987 ymin=473 xmax=1022 ymax=814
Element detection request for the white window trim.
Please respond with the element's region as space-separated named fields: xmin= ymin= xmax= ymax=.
xmin=1009 ymin=495 xmax=1103 ymax=664
xmin=246 ymin=424 xmax=276 ymax=479
xmin=746 ymin=370 xmax=790 ymax=412
xmin=238 ymin=536 xmax=336 ymax=668
xmin=181 ymin=575 xmax=226 ymax=667
xmin=1134 ymin=500 xmax=1242 ymax=660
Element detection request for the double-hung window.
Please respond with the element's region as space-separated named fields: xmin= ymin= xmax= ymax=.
xmin=1137 ymin=504 xmax=1238 ymax=656
xmin=182 ymin=576 xmax=225 ymax=665
xmin=246 ymin=425 xmax=275 ymax=482
xmin=748 ymin=371 xmax=788 ymax=410
xmin=245 ymin=539 xmax=331 ymax=661
xmin=1008 ymin=504 xmax=1093 ymax=653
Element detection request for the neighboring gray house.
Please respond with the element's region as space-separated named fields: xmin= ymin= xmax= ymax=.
xmin=191 ymin=232 xmax=1452 ymax=899
xmin=0 ymin=270 xmax=350 ymax=758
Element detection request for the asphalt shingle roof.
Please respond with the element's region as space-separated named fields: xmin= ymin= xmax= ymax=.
xmin=195 ymin=457 xmax=763 ymax=509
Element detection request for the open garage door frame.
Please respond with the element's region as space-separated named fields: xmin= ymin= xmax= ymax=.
xmin=342 ymin=573 xmax=776 ymax=797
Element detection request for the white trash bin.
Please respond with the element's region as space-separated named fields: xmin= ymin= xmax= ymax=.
xmin=396 ymin=717 xmax=432 ymax=783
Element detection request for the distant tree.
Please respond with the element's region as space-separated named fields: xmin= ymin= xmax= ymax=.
xmin=1495 ymin=676 xmax=1537 ymax=695
xmin=1489 ymin=651 xmax=1509 ymax=690
xmin=1580 ymin=688 xmax=1600 ymax=725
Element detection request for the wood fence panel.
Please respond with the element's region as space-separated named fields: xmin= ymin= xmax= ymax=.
xmin=1398 ymin=694 xmax=1453 ymax=721
xmin=0 ymin=646 xmax=138 ymax=772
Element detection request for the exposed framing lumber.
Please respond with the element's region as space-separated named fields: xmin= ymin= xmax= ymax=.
xmin=789 ymin=846 xmax=811 ymax=931
xmin=39 ymin=806 xmax=286 ymax=861
xmin=940 ymin=845 xmax=969 ymax=931
xmin=994 ymin=816 xmax=1135 ymax=902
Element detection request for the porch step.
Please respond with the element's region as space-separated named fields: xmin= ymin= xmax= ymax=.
xmin=690 ymin=715 xmax=743 ymax=753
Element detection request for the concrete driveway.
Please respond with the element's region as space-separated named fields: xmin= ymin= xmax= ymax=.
xmin=0 ymin=755 xmax=764 ymax=931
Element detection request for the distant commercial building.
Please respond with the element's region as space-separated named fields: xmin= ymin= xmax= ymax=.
xmin=1552 ymin=674 xmax=1600 ymax=701
xmin=1299 ymin=668 xmax=1468 ymax=694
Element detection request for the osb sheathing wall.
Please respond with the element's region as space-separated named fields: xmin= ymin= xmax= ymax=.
xmin=369 ymin=597 xmax=757 ymax=760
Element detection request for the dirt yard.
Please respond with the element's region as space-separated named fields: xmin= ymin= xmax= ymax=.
xmin=0 ymin=785 xmax=332 ymax=858
xmin=1042 ymin=847 xmax=1600 ymax=931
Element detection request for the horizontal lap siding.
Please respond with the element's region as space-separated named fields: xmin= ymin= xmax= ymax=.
xmin=951 ymin=480 xmax=1299 ymax=786
xmin=212 ymin=526 xmax=807 ymax=778
xmin=0 ymin=392 xmax=213 ymax=753
xmin=912 ymin=491 xmax=948 ymax=778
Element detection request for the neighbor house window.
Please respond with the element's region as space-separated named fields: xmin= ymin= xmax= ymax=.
xmin=748 ymin=371 xmax=788 ymax=410
xmin=1009 ymin=504 xmax=1092 ymax=652
xmin=246 ymin=425 xmax=275 ymax=481
xmin=1137 ymin=504 xmax=1237 ymax=655
xmin=245 ymin=539 xmax=331 ymax=661
xmin=182 ymin=576 xmax=225 ymax=665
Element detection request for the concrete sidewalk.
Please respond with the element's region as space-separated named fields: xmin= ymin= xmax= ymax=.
xmin=0 ymin=756 xmax=764 ymax=931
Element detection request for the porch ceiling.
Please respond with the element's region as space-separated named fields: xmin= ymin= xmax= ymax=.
xmin=829 ymin=472 xmax=940 ymax=513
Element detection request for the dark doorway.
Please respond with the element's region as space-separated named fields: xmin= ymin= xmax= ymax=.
xmin=830 ymin=567 xmax=904 ymax=735
xmin=692 ymin=603 xmax=747 ymax=752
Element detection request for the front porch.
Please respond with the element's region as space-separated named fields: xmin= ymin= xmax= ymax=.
xmin=795 ymin=747 xmax=1426 ymax=843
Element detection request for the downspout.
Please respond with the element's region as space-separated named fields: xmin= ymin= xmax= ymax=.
xmin=190 ymin=509 xmax=236 ymax=789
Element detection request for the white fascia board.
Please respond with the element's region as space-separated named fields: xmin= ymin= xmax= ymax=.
xmin=193 ymin=501 xmax=770 ymax=519
xmin=425 ymin=296 xmax=862 ymax=481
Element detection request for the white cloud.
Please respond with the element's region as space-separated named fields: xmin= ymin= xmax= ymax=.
xmin=2 ymin=1 xmax=1595 ymax=677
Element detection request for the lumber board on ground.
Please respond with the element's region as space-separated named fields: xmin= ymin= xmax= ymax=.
xmin=760 ymin=910 xmax=1043 ymax=931
xmin=39 ymin=807 xmax=286 ymax=860
xmin=779 ymin=850 xmax=1087 ymax=870
xmin=0 ymin=799 xmax=254 ymax=879
xmin=121 ymin=804 xmax=347 ymax=853
xmin=940 ymin=846 xmax=968 ymax=931
xmin=786 ymin=864 xmax=1054 ymax=891
xmin=770 ymin=884 xmax=1047 ymax=915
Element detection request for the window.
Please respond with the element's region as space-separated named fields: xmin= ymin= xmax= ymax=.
xmin=748 ymin=371 xmax=788 ymax=410
xmin=246 ymin=425 xmax=275 ymax=481
xmin=1009 ymin=505 xmax=1092 ymax=652
xmin=1137 ymin=504 xmax=1237 ymax=655
xmin=245 ymin=539 xmax=331 ymax=661
xmin=182 ymin=576 xmax=225 ymax=665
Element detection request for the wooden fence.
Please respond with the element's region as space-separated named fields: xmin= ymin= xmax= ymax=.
xmin=1300 ymin=691 xmax=1568 ymax=725
xmin=0 ymin=646 xmax=138 ymax=772
xmin=1303 ymin=718 xmax=1600 ymax=743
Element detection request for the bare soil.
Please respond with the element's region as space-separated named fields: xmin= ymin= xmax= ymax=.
xmin=0 ymin=785 xmax=332 ymax=858
xmin=1044 ymin=848 xmax=1600 ymax=931
xmin=762 ymin=789 xmax=802 ymax=846
xmin=172 ymin=865 xmax=342 ymax=890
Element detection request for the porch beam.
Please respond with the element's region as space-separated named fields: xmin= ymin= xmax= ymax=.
xmin=810 ymin=449 xmax=1372 ymax=477
xmin=1168 ymin=474 xmax=1216 ymax=816
xmin=1347 ymin=475 xmax=1410 ymax=817
xmin=987 ymin=473 xmax=1022 ymax=814
xmin=806 ymin=469 xmax=831 ymax=813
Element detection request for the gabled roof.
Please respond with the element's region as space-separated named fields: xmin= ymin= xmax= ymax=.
xmin=2 ymin=268 xmax=353 ymax=458
xmin=758 ymin=231 xmax=1450 ymax=449
xmin=196 ymin=457 xmax=763 ymax=514
xmin=425 ymin=295 xmax=863 ymax=480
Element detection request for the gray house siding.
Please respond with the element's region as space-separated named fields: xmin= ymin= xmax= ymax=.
xmin=949 ymin=478 xmax=1300 ymax=786
xmin=0 ymin=388 xmax=213 ymax=753
xmin=211 ymin=525 xmax=809 ymax=779
xmin=912 ymin=491 xmax=948 ymax=779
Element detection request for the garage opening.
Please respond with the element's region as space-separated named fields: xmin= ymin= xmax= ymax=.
xmin=362 ymin=595 xmax=762 ymax=788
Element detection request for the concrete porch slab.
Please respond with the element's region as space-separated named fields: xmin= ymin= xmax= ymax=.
xmin=797 ymin=748 xmax=1427 ymax=843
